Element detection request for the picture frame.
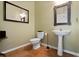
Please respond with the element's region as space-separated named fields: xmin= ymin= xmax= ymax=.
xmin=3 ymin=1 xmax=29 ymax=23
xmin=54 ymin=2 xmax=71 ymax=26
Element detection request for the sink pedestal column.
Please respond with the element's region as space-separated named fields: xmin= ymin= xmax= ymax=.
xmin=58 ymin=35 xmax=63 ymax=56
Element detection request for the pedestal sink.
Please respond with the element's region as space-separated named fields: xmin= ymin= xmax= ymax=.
xmin=53 ymin=29 xmax=71 ymax=56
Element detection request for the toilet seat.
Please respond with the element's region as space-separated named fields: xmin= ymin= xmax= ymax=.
xmin=30 ymin=38 xmax=41 ymax=42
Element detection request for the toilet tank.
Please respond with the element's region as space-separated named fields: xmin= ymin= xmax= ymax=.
xmin=37 ymin=32 xmax=44 ymax=39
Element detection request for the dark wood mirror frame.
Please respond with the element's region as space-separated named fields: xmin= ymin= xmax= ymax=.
xmin=3 ymin=1 xmax=29 ymax=23
xmin=54 ymin=1 xmax=71 ymax=26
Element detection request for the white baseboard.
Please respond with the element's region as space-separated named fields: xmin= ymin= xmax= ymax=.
xmin=64 ymin=50 xmax=79 ymax=57
xmin=41 ymin=43 xmax=79 ymax=57
xmin=1 ymin=43 xmax=79 ymax=57
xmin=2 ymin=42 xmax=31 ymax=54
xmin=41 ymin=43 xmax=57 ymax=49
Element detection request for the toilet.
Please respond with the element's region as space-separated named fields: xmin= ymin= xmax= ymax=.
xmin=30 ymin=31 xmax=44 ymax=49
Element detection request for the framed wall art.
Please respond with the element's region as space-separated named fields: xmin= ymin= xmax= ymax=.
xmin=54 ymin=2 xmax=71 ymax=26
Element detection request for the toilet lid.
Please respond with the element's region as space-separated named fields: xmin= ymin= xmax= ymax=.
xmin=30 ymin=38 xmax=40 ymax=41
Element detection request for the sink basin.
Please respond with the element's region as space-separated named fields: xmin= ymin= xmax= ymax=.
xmin=53 ymin=29 xmax=71 ymax=56
xmin=53 ymin=29 xmax=71 ymax=36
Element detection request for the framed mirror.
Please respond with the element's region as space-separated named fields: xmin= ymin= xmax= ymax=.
xmin=54 ymin=2 xmax=71 ymax=26
xmin=3 ymin=1 xmax=29 ymax=23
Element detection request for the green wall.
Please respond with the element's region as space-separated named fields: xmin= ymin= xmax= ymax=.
xmin=0 ymin=1 xmax=35 ymax=52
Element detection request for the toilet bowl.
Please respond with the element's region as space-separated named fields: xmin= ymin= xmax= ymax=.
xmin=30 ymin=32 xmax=44 ymax=49
xmin=30 ymin=38 xmax=41 ymax=49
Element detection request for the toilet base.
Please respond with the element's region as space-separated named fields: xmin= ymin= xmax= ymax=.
xmin=33 ymin=43 xmax=40 ymax=49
